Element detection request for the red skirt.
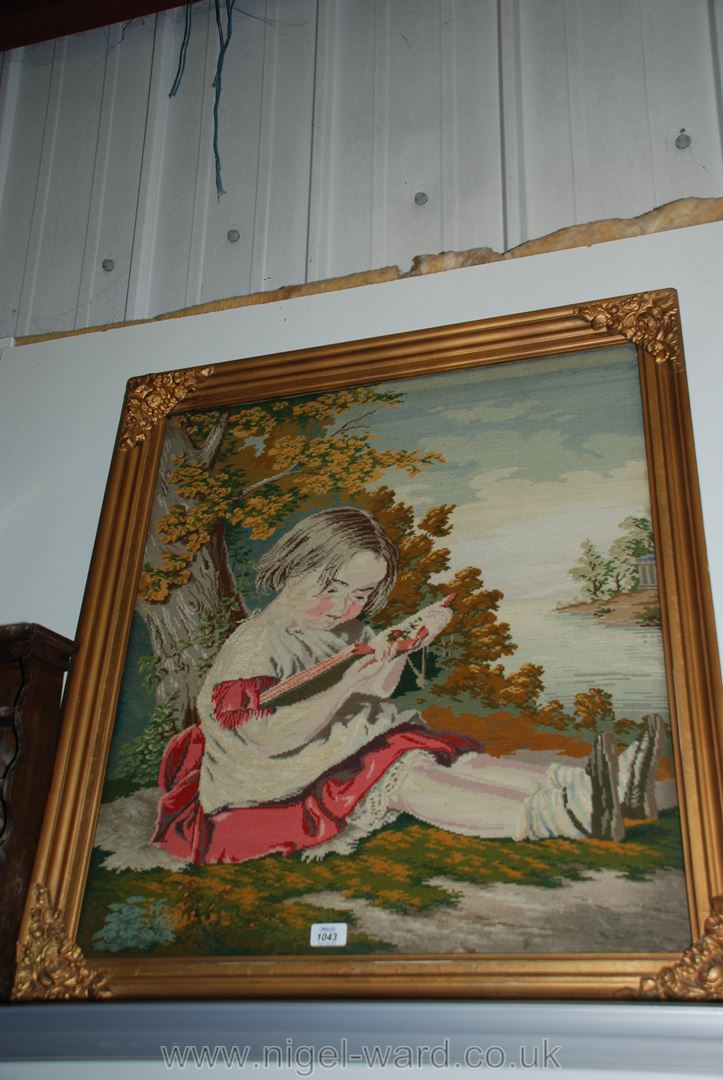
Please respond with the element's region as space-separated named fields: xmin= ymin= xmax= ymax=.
xmin=150 ymin=721 xmax=480 ymax=866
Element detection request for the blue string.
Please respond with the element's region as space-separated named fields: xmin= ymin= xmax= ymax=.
xmin=169 ymin=0 xmax=193 ymax=98
xmin=212 ymin=0 xmax=236 ymax=198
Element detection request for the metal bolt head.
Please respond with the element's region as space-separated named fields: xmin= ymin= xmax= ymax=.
xmin=101 ymin=258 xmax=115 ymax=272
xmin=414 ymin=191 xmax=428 ymax=206
xmin=675 ymin=129 xmax=691 ymax=150
xmin=227 ymin=228 xmax=240 ymax=243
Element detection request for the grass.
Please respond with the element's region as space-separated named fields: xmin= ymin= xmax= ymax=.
xmin=77 ymin=809 xmax=684 ymax=958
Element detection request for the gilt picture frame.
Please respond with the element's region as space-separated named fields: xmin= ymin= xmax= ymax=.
xmin=14 ymin=289 xmax=723 ymax=1001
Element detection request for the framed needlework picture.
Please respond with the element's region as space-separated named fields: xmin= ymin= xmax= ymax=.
xmin=14 ymin=289 xmax=723 ymax=1001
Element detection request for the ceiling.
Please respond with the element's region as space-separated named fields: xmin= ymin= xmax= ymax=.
xmin=0 ymin=0 xmax=193 ymax=51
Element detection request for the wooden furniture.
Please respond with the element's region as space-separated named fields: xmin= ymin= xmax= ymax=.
xmin=0 ymin=623 xmax=75 ymax=1000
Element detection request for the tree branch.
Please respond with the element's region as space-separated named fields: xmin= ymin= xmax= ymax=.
xmin=326 ymin=408 xmax=376 ymax=439
xmin=197 ymin=412 xmax=230 ymax=470
xmin=241 ymin=462 xmax=302 ymax=496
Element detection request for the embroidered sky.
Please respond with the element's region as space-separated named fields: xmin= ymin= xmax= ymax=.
xmin=368 ymin=344 xmax=649 ymax=601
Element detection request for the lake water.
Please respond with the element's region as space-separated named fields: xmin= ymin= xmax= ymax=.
xmin=499 ymin=595 xmax=670 ymax=720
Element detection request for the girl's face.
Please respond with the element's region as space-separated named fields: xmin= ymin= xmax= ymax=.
xmin=282 ymin=550 xmax=388 ymax=630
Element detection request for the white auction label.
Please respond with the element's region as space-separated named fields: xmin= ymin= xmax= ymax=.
xmin=310 ymin=922 xmax=347 ymax=947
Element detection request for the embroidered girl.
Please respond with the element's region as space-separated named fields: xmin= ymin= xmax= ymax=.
xmin=151 ymin=507 xmax=645 ymax=865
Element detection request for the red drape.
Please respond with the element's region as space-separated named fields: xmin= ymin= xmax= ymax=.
xmin=151 ymin=721 xmax=480 ymax=865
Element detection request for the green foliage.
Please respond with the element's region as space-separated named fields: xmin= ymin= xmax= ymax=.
xmin=115 ymin=695 xmax=179 ymax=788
xmin=92 ymin=895 xmax=175 ymax=953
xmin=115 ymin=584 xmax=244 ymax=793
xmin=194 ymin=594 xmax=243 ymax=680
xmin=619 ymin=515 xmax=654 ymax=557
xmin=570 ymin=539 xmax=612 ymax=600
xmin=224 ymin=523 xmax=255 ymax=601
xmin=607 ymin=537 xmax=638 ymax=593
xmin=638 ymin=605 xmax=662 ymax=627
xmin=138 ymin=653 xmax=165 ymax=692
xmin=569 ymin=515 xmax=655 ymax=600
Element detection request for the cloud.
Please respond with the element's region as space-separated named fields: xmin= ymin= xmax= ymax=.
xmin=453 ymin=458 xmax=647 ymax=534
xmin=445 ymin=460 xmax=650 ymax=598
xmin=437 ymin=400 xmax=539 ymax=425
xmin=583 ymin=433 xmax=643 ymax=461
xmin=415 ymin=428 xmax=571 ymax=477
xmin=387 ymin=481 xmax=437 ymax=507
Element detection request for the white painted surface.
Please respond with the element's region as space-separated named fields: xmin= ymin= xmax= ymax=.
xmin=1 ymin=0 xmax=723 ymax=337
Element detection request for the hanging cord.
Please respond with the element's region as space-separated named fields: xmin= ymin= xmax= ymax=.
xmin=405 ymin=646 xmax=428 ymax=689
xmin=169 ymin=0 xmax=194 ymax=98
xmin=168 ymin=0 xmax=236 ymax=198
xmin=212 ymin=0 xmax=237 ymax=198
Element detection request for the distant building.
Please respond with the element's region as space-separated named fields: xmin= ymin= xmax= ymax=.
xmin=636 ymin=554 xmax=657 ymax=589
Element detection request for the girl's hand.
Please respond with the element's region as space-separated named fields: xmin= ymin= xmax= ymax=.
xmin=339 ymin=652 xmax=407 ymax=699
xmin=338 ymin=596 xmax=455 ymax=699
xmin=415 ymin=600 xmax=454 ymax=646
xmin=384 ymin=598 xmax=455 ymax=652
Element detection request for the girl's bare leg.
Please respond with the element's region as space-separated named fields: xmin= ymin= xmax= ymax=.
xmin=388 ymin=753 xmax=547 ymax=839
xmin=388 ymin=733 xmax=659 ymax=842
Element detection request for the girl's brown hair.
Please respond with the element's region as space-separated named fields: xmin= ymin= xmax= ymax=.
xmin=255 ymin=508 xmax=398 ymax=615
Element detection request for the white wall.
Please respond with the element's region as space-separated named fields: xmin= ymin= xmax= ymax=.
xmin=1 ymin=221 xmax=722 ymax=1072
xmin=1 ymin=0 xmax=723 ymax=339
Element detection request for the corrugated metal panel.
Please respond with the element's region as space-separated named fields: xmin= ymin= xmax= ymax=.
xmin=246 ymin=0 xmax=317 ymax=294
xmin=1 ymin=0 xmax=722 ymax=339
xmin=183 ymin=2 xmax=269 ymax=306
xmin=0 ymin=41 xmax=56 ymax=338
xmin=307 ymin=0 xmax=503 ymax=281
xmin=124 ymin=10 xmax=185 ymax=322
xmin=710 ymin=0 xmax=723 ymax=154
xmin=126 ymin=0 xmax=316 ymax=319
xmin=76 ymin=17 xmax=155 ymax=329
xmin=0 ymin=22 xmax=153 ymax=338
xmin=15 ymin=29 xmax=127 ymax=336
xmin=500 ymin=0 xmax=723 ymax=249
xmin=129 ymin=4 xmax=219 ymax=320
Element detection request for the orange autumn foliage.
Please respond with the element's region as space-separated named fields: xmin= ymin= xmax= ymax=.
xmin=139 ymin=388 xmax=443 ymax=603
xmin=421 ymin=703 xmax=592 ymax=758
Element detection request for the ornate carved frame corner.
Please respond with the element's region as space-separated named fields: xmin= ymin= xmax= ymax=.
xmin=13 ymin=884 xmax=110 ymax=1001
xmin=625 ymin=896 xmax=723 ymax=1001
xmin=574 ymin=288 xmax=683 ymax=371
xmin=118 ymin=366 xmax=214 ymax=451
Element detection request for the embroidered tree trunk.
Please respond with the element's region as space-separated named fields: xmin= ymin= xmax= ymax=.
xmin=138 ymin=417 xmax=247 ymax=730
